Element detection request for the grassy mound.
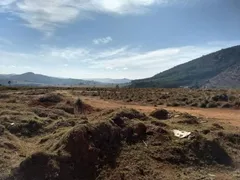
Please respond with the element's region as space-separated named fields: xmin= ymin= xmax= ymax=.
xmin=10 ymin=122 xmax=122 ymax=180
xmin=6 ymin=106 xmax=237 ymax=180
xmin=38 ymin=93 xmax=63 ymax=104
xmin=6 ymin=120 xmax=43 ymax=137
xmin=150 ymin=109 xmax=169 ymax=120
xmin=150 ymin=135 xmax=233 ymax=166
xmin=110 ymin=108 xmax=147 ymax=127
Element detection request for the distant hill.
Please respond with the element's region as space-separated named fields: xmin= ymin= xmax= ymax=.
xmin=86 ymin=78 xmax=131 ymax=84
xmin=131 ymin=45 xmax=240 ymax=88
xmin=0 ymin=72 xmax=99 ymax=86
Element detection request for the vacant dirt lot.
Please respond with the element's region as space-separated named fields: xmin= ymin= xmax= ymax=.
xmin=0 ymin=87 xmax=239 ymax=180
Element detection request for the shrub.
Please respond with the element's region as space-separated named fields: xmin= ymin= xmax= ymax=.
xmin=74 ymin=98 xmax=84 ymax=114
xmin=198 ymin=102 xmax=207 ymax=108
xmin=211 ymin=94 xmax=228 ymax=102
xmin=206 ymin=102 xmax=218 ymax=108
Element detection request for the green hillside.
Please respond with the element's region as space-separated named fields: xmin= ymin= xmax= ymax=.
xmin=131 ymin=45 xmax=240 ymax=88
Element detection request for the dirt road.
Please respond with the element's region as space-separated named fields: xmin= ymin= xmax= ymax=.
xmin=81 ymin=96 xmax=240 ymax=127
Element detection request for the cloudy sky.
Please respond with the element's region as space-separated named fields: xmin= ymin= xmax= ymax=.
xmin=0 ymin=0 xmax=240 ymax=79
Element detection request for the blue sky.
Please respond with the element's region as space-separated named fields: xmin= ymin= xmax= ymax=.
xmin=0 ymin=0 xmax=240 ymax=79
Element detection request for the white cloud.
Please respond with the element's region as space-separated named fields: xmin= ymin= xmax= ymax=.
xmin=49 ymin=47 xmax=90 ymax=61
xmin=0 ymin=0 xmax=182 ymax=33
xmin=0 ymin=40 xmax=239 ymax=79
xmin=93 ymin=36 xmax=112 ymax=45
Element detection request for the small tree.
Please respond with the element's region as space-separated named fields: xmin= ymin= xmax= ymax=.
xmin=116 ymin=84 xmax=120 ymax=89
xmin=8 ymin=81 xmax=11 ymax=86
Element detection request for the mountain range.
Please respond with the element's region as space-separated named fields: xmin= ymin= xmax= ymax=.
xmin=131 ymin=45 xmax=240 ymax=88
xmin=0 ymin=72 xmax=130 ymax=86
xmin=86 ymin=78 xmax=131 ymax=84
xmin=1 ymin=45 xmax=240 ymax=88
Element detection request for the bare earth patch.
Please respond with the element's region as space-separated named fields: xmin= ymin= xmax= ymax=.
xmin=0 ymin=87 xmax=239 ymax=180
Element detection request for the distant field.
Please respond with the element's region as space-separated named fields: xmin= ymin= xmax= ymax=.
xmin=79 ymin=87 xmax=240 ymax=109
xmin=0 ymin=87 xmax=239 ymax=180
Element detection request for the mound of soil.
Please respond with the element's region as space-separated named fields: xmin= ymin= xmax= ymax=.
xmin=46 ymin=119 xmax=77 ymax=132
xmin=150 ymin=109 xmax=169 ymax=120
xmin=177 ymin=119 xmax=199 ymax=125
xmin=10 ymin=122 xmax=122 ymax=180
xmin=6 ymin=120 xmax=43 ymax=137
xmin=55 ymin=103 xmax=75 ymax=114
xmin=111 ymin=108 xmax=147 ymax=128
xmin=7 ymin=117 xmax=235 ymax=180
xmin=32 ymin=108 xmax=49 ymax=118
xmin=151 ymin=135 xmax=233 ymax=166
xmin=218 ymin=132 xmax=240 ymax=145
xmin=74 ymin=98 xmax=94 ymax=114
xmin=151 ymin=120 xmax=168 ymax=127
xmin=30 ymin=93 xmax=63 ymax=107
xmin=180 ymin=113 xmax=198 ymax=120
xmin=38 ymin=93 xmax=63 ymax=104
xmin=187 ymin=137 xmax=233 ymax=166
xmin=9 ymin=117 xmax=150 ymax=180
xmin=176 ymin=113 xmax=200 ymax=125
xmin=0 ymin=93 xmax=10 ymax=99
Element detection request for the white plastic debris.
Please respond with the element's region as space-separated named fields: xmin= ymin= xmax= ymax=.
xmin=173 ymin=129 xmax=191 ymax=139
xmin=208 ymin=174 xmax=216 ymax=177
xmin=10 ymin=123 xmax=15 ymax=126
xmin=143 ymin=140 xmax=148 ymax=147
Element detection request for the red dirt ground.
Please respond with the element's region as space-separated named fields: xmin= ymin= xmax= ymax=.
xmin=81 ymin=96 xmax=240 ymax=127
